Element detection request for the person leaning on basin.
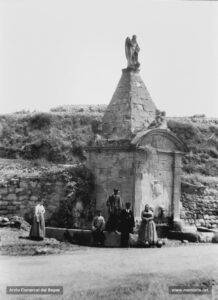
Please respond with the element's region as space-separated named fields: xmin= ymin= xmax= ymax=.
xmin=29 ymin=199 xmax=46 ymax=241
xmin=91 ymin=210 xmax=105 ymax=246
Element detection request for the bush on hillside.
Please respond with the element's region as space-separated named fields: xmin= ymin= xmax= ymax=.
xmin=21 ymin=138 xmax=66 ymax=163
xmin=91 ymin=118 xmax=102 ymax=134
xmin=29 ymin=113 xmax=52 ymax=130
xmin=167 ymin=120 xmax=201 ymax=147
xmin=71 ymin=144 xmax=86 ymax=161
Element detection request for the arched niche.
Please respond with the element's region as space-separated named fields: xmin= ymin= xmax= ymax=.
xmin=131 ymin=129 xmax=188 ymax=223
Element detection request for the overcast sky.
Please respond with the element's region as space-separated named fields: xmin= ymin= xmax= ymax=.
xmin=0 ymin=0 xmax=218 ymax=116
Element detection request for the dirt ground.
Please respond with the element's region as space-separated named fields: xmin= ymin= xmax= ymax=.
xmin=0 ymin=227 xmax=212 ymax=256
xmin=1 ymin=245 xmax=218 ymax=300
xmin=0 ymin=227 xmax=81 ymax=256
xmin=0 ymin=228 xmax=218 ymax=300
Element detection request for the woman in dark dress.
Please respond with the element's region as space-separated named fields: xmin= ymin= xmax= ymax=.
xmin=138 ymin=204 xmax=157 ymax=247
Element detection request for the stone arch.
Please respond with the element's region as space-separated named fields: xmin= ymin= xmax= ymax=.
xmin=131 ymin=129 xmax=188 ymax=152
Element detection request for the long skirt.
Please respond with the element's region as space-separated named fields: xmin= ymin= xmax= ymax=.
xmin=138 ymin=220 xmax=157 ymax=245
xmin=29 ymin=215 xmax=45 ymax=240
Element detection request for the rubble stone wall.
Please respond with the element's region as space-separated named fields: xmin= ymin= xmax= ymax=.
xmin=0 ymin=174 xmax=65 ymax=223
xmin=180 ymin=189 xmax=218 ymax=229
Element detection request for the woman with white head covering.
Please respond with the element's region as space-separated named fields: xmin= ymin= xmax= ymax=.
xmin=29 ymin=199 xmax=45 ymax=240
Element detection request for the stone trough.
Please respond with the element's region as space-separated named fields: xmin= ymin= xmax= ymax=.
xmin=46 ymin=226 xmax=167 ymax=247
xmin=46 ymin=227 xmax=124 ymax=247
xmin=168 ymin=225 xmax=218 ymax=243
xmin=46 ymin=225 xmax=218 ymax=246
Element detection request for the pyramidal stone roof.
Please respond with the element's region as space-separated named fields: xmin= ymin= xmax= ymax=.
xmin=102 ymin=68 xmax=157 ymax=140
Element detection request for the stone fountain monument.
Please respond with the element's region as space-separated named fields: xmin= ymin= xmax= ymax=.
xmin=85 ymin=35 xmax=187 ymax=227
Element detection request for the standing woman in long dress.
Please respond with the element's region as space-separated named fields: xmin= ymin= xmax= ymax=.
xmin=29 ymin=199 xmax=45 ymax=240
xmin=138 ymin=204 xmax=157 ymax=247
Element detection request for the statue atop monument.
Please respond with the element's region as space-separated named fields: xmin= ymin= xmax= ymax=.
xmin=148 ymin=110 xmax=168 ymax=130
xmin=125 ymin=35 xmax=140 ymax=70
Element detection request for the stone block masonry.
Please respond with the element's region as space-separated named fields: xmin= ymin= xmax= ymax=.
xmin=0 ymin=174 xmax=65 ymax=223
xmin=0 ymin=165 xmax=95 ymax=228
xmin=180 ymin=188 xmax=218 ymax=228
xmin=102 ymin=68 xmax=157 ymax=140
xmin=87 ymin=148 xmax=135 ymax=217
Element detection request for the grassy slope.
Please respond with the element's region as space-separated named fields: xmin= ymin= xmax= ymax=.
xmin=0 ymin=106 xmax=218 ymax=197
xmin=0 ymin=106 xmax=105 ymax=163
xmin=168 ymin=117 xmax=218 ymax=193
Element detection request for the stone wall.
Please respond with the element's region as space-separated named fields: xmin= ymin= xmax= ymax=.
xmin=0 ymin=166 xmax=94 ymax=227
xmin=86 ymin=148 xmax=135 ymax=218
xmin=0 ymin=174 xmax=65 ymax=223
xmin=132 ymin=129 xmax=185 ymax=221
xmin=180 ymin=185 xmax=218 ymax=228
xmin=86 ymin=143 xmax=182 ymax=223
xmin=134 ymin=150 xmax=176 ymax=220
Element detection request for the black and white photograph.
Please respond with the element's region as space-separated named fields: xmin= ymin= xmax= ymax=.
xmin=0 ymin=0 xmax=218 ymax=299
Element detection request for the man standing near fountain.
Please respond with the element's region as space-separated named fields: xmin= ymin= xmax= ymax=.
xmin=120 ymin=202 xmax=135 ymax=247
xmin=105 ymin=189 xmax=123 ymax=232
